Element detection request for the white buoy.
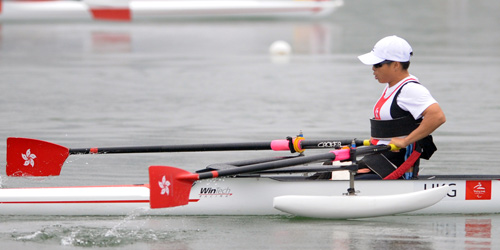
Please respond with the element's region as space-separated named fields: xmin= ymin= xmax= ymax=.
xmin=269 ymin=40 xmax=292 ymax=56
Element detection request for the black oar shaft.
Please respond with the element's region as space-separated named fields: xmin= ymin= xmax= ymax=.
xmin=68 ymin=139 xmax=367 ymax=155
xmin=198 ymin=152 xmax=340 ymax=179
xmin=68 ymin=142 xmax=274 ymax=154
xmin=196 ymin=144 xmax=391 ymax=179
xmin=200 ymin=156 xmax=299 ymax=173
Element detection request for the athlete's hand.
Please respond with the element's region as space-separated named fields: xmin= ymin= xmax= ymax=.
xmin=389 ymin=137 xmax=409 ymax=149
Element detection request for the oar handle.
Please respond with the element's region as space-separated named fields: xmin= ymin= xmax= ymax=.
xmin=389 ymin=144 xmax=401 ymax=151
xmin=356 ymin=144 xmax=396 ymax=154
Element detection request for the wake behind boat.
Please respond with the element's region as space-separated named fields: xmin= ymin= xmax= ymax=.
xmin=0 ymin=0 xmax=344 ymax=21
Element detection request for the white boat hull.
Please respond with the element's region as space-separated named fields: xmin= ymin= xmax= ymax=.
xmin=0 ymin=185 xmax=151 ymax=215
xmin=1 ymin=175 xmax=499 ymax=217
xmin=0 ymin=0 xmax=343 ymax=21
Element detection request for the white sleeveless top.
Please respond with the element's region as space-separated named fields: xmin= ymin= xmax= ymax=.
xmin=372 ymin=75 xmax=437 ymax=145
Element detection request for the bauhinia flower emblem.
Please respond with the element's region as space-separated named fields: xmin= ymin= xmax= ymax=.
xmin=22 ymin=149 xmax=36 ymax=167
xmin=159 ymin=176 xmax=171 ymax=195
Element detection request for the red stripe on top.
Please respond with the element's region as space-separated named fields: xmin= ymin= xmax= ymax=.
xmin=90 ymin=9 xmax=131 ymax=21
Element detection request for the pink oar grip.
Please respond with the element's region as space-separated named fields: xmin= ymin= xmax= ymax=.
xmin=270 ymin=140 xmax=290 ymax=151
xmin=331 ymin=149 xmax=351 ymax=161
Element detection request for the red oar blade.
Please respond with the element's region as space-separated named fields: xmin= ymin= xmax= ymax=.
xmin=6 ymin=138 xmax=69 ymax=177
xmin=149 ymin=166 xmax=199 ymax=209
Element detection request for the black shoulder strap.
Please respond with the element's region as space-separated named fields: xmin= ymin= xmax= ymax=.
xmin=390 ymin=81 xmax=419 ymax=119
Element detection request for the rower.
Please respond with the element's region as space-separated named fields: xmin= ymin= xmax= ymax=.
xmin=357 ymin=35 xmax=446 ymax=180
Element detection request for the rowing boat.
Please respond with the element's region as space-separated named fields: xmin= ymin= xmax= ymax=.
xmin=0 ymin=0 xmax=343 ymax=21
xmin=3 ymin=137 xmax=500 ymax=219
xmin=1 ymin=173 xmax=498 ymax=218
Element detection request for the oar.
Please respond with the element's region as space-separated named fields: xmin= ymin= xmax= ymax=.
xmin=148 ymin=145 xmax=396 ymax=209
xmin=198 ymin=155 xmax=303 ymax=173
xmin=6 ymin=137 xmax=368 ymax=177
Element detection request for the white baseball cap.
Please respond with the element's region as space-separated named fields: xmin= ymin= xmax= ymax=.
xmin=358 ymin=35 xmax=413 ymax=65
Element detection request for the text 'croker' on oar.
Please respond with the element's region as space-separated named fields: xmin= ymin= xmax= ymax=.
xmin=5 ymin=137 xmax=369 ymax=177
xmin=148 ymin=144 xmax=397 ymax=209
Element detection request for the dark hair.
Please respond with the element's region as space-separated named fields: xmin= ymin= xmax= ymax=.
xmin=400 ymin=61 xmax=410 ymax=70
xmin=400 ymin=51 xmax=413 ymax=70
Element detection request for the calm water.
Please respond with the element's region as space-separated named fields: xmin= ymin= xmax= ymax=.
xmin=1 ymin=0 xmax=500 ymax=249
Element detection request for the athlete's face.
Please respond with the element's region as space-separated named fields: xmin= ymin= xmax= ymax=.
xmin=372 ymin=61 xmax=394 ymax=84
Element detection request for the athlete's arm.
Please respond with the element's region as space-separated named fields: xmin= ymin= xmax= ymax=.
xmin=390 ymin=103 xmax=446 ymax=148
